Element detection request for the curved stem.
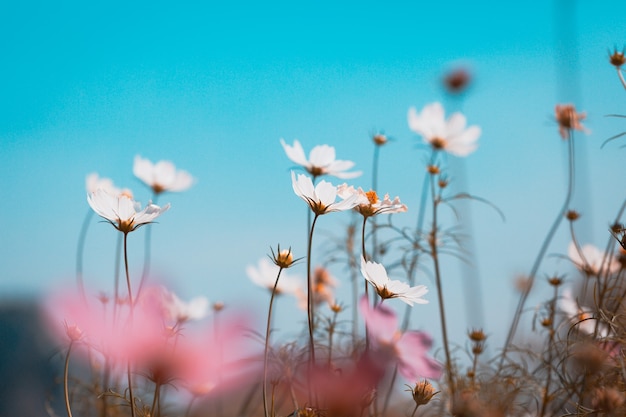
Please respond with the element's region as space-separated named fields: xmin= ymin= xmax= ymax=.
xmin=306 ymin=214 xmax=320 ymax=366
xmin=64 ymin=342 xmax=74 ymax=417
xmin=500 ymin=130 xmax=576 ymax=369
xmin=263 ymin=267 xmax=284 ymax=417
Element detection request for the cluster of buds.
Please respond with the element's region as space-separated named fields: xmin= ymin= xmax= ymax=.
xmin=468 ymin=329 xmax=487 ymax=356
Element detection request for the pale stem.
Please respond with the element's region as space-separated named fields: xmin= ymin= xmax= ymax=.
xmin=429 ymin=172 xmax=455 ymax=398
xmin=150 ymin=382 xmax=161 ymax=417
xmin=263 ymin=267 xmax=284 ymax=417
xmin=137 ymin=192 xmax=158 ymax=298
xmin=75 ymin=209 xmax=93 ymax=304
xmin=360 ymin=215 xmax=371 ymax=354
xmin=113 ymin=233 xmax=122 ymax=323
xmin=64 ymin=342 xmax=74 ymax=417
xmin=618 ymin=68 xmax=626 ymax=90
xmin=500 ymin=131 xmax=575 ymax=369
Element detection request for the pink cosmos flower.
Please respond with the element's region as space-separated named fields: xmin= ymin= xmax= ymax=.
xmin=44 ymin=287 xmax=169 ymax=367
xmin=359 ymin=296 xmax=441 ymax=381
xmin=281 ymin=139 xmax=362 ymax=179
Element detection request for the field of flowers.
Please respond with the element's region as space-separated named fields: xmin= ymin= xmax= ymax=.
xmin=40 ymin=51 xmax=626 ymax=417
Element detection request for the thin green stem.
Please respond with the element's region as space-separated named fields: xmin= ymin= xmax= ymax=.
xmin=263 ymin=267 xmax=284 ymax=417
xmin=500 ymin=130 xmax=575 ymax=369
xmin=64 ymin=342 xmax=74 ymax=417
xmin=429 ymin=173 xmax=455 ymax=399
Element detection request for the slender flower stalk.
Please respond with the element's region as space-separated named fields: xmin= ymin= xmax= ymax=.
xmin=501 ymin=126 xmax=577 ymax=369
xmin=64 ymin=342 xmax=74 ymax=417
xmin=75 ymin=209 xmax=93 ymax=304
xmin=263 ymin=266 xmax=284 ymax=417
xmin=427 ymin=169 xmax=455 ymax=398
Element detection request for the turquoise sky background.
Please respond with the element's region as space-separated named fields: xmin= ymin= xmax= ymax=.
xmin=2 ymin=1 xmax=626 ymax=351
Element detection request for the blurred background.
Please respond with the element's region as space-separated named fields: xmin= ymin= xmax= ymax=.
xmin=1 ymin=0 xmax=625 ymax=414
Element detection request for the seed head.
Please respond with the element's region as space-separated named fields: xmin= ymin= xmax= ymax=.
xmin=270 ymin=245 xmax=299 ymax=269
xmin=427 ymin=165 xmax=440 ymax=175
xmin=547 ymin=275 xmax=563 ymax=286
xmin=443 ymin=67 xmax=472 ymax=94
xmin=566 ymin=210 xmax=580 ymax=221
xmin=373 ymin=133 xmax=388 ymax=146
xmin=407 ymin=380 xmax=438 ymax=406
xmin=609 ymin=48 xmax=626 ymax=68
xmin=555 ymin=104 xmax=587 ymax=139
xmin=213 ymin=301 xmax=225 ymax=312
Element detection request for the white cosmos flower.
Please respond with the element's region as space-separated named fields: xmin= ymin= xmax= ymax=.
xmin=133 ymin=155 xmax=194 ymax=194
xmin=280 ymin=139 xmax=362 ymax=179
xmin=360 ymin=257 xmax=428 ymax=306
xmin=291 ymin=172 xmax=360 ymax=215
xmin=407 ymin=102 xmax=481 ymax=157
xmin=88 ymin=188 xmax=170 ymax=234
xmin=246 ymin=258 xmax=302 ymax=295
xmin=568 ymin=242 xmax=620 ymax=276
xmin=86 ymin=173 xmax=120 ymax=195
xmin=337 ymin=185 xmax=407 ymax=218
xmin=560 ymin=288 xmax=611 ymax=338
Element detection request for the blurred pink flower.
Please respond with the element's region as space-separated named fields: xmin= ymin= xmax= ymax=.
xmin=44 ymin=288 xmax=169 ymax=366
xmin=407 ymin=102 xmax=481 ymax=157
xmin=281 ymin=139 xmax=362 ymax=179
xmin=291 ymin=172 xmax=360 ymax=215
xmin=359 ymin=296 xmax=441 ymax=381
xmin=360 ymin=257 xmax=428 ymax=306
xmin=88 ymin=188 xmax=170 ymax=233
xmin=174 ymin=314 xmax=261 ymax=396
xmin=133 ymin=155 xmax=195 ymax=194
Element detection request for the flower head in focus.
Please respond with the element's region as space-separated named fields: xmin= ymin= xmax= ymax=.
xmin=88 ymin=188 xmax=170 ymax=234
xmin=555 ymin=104 xmax=587 ymax=139
xmin=568 ymin=242 xmax=620 ymax=277
xmin=247 ymin=258 xmax=302 ymax=295
xmin=133 ymin=155 xmax=194 ymax=194
xmin=360 ymin=296 xmax=441 ymax=381
xmin=291 ymin=172 xmax=360 ymax=215
xmin=281 ymin=139 xmax=362 ymax=179
xmin=408 ymin=102 xmax=481 ymax=157
xmin=361 ymin=257 xmax=428 ymax=306
xmin=337 ymin=185 xmax=407 ymax=218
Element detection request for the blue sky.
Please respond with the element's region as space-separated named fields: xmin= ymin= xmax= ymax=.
xmin=2 ymin=0 xmax=625 ymax=349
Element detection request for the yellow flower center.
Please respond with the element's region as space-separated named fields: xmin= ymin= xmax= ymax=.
xmin=365 ymin=190 xmax=379 ymax=205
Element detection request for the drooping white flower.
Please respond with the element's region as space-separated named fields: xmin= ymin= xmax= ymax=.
xmin=360 ymin=257 xmax=428 ymax=306
xmin=291 ymin=172 xmax=360 ymax=215
xmin=407 ymin=102 xmax=481 ymax=157
xmin=560 ymin=288 xmax=611 ymax=338
xmin=337 ymin=185 xmax=407 ymax=218
xmin=246 ymin=258 xmax=303 ymax=295
xmin=133 ymin=155 xmax=194 ymax=194
xmin=88 ymin=188 xmax=170 ymax=234
xmin=568 ymin=242 xmax=620 ymax=276
xmin=280 ymin=139 xmax=362 ymax=179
